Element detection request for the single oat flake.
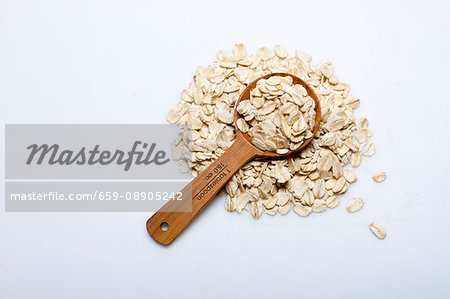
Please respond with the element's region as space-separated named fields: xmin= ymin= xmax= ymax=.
xmin=346 ymin=197 xmax=364 ymax=213
xmin=372 ymin=172 xmax=386 ymax=182
xmin=362 ymin=143 xmax=376 ymax=157
xmin=168 ymin=44 xmax=375 ymax=219
xmin=350 ymin=152 xmax=362 ymax=167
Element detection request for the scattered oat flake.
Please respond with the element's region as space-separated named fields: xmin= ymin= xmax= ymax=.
xmin=372 ymin=172 xmax=386 ymax=182
xmin=278 ymin=203 xmax=291 ymax=215
xmin=258 ymin=47 xmax=272 ymax=60
xmin=362 ymin=143 xmax=376 ymax=156
xmin=346 ymin=197 xmax=364 ymax=213
xmin=369 ymin=222 xmax=386 ymax=240
xmin=265 ymin=206 xmax=278 ymax=216
xmin=224 ymin=196 xmax=235 ymax=212
xmin=274 ymin=45 xmax=287 ymax=59
xmin=295 ymin=50 xmax=311 ymax=63
xmin=343 ymin=169 xmax=357 ymax=183
xmin=351 ymin=153 xmax=361 ymax=167
xmin=293 ymin=204 xmax=311 ymax=217
xmin=233 ymin=43 xmax=246 ymax=60
xmin=250 ymin=201 xmax=263 ymax=219
xmin=326 ymin=196 xmax=340 ymax=208
xmin=216 ymin=110 xmax=234 ymax=124
xmin=166 ymin=109 xmax=180 ymax=123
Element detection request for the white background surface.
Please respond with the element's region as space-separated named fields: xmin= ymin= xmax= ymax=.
xmin=1 ymin=0 xmax=450 ymax=298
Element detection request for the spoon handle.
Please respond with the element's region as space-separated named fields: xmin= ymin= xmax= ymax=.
xmin=146 ymin=134 xmax=256 ymax=245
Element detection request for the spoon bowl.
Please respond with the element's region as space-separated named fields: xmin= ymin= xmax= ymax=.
xmin=234 ymin=72 xmax=321 ymax=159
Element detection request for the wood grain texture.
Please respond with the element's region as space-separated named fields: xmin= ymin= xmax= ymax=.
xmin=147 ymin=72 xmax=321 ymax=245
xmin=146 ymin=134 xmax=257 ymax=245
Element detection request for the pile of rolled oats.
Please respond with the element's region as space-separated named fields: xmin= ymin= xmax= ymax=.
xmin=167 ymin=44 xmax=377 ymax=220
xmin=236 ymin=75 xmax=316 ymax=154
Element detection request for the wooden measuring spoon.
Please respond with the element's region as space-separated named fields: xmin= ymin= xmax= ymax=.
xmin=147 ymin=72 xmax=321 ymax=245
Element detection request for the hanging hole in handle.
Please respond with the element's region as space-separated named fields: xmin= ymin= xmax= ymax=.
xmin=160 ymin=222 xmax=169 ymax=231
